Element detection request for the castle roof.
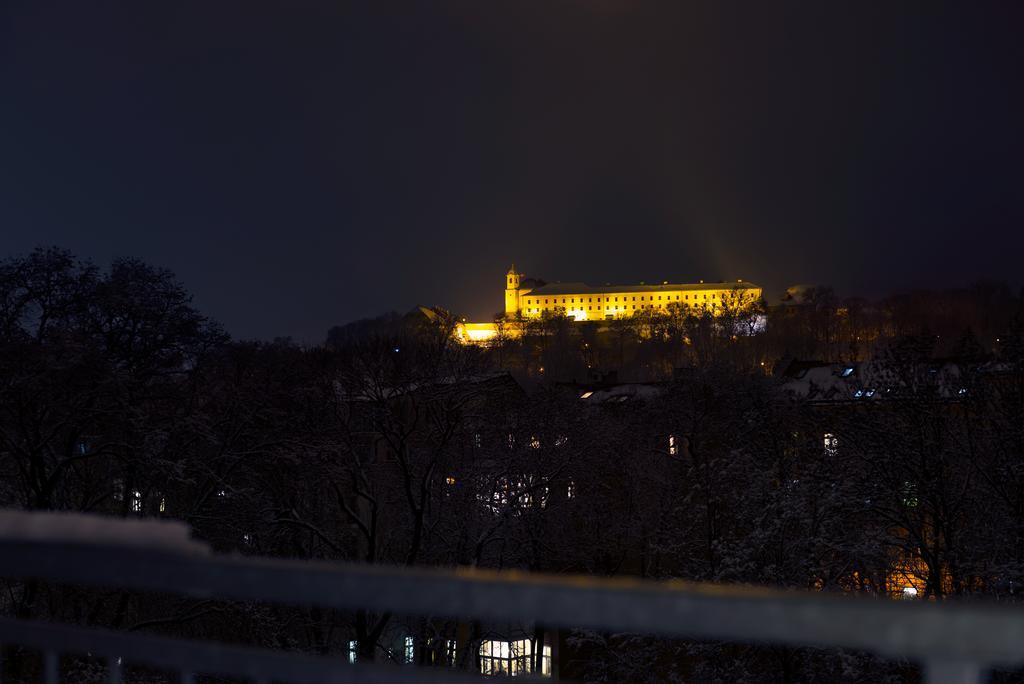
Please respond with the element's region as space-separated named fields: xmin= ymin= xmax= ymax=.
xmin=522 ymin=280 xmax=761 ymax=296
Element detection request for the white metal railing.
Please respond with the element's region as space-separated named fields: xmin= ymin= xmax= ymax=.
xmin=1 ymin=514 xmax=1024 ymax=683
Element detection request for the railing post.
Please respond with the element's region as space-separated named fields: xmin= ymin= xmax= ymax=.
xmin=925 ymin=659 xmax=984 ymax=684
xmin=43 ymin=650 xmax=58 ymax=684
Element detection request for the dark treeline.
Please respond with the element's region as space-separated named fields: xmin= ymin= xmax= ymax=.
xmin=3 ymin=248 xmax=1024 ymax=682
xmin=331 ymin=282 xmax=1024 ymax=383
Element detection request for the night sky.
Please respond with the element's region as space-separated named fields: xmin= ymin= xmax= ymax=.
xmin=3 ymin=2 xmax=1023 ymax=342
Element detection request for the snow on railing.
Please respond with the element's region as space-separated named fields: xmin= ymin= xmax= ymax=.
xmin=0 ymin=510 xmax=208 ymax=555
xmin=1 ymin=512 xmax=1023 ymax=683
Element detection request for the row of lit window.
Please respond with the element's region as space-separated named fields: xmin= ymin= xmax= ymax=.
xmin=526 ymin=302 xmax=719 ymax=314
xmin=527 ymin=293 xmax=721 ymax=307
xmin=348 ymin=637 xmax=552 ymax=676
xmin=471 ymin=433 xmax=568 ymax=449
xmin=113 ymin=479 xmax=166 ymax=514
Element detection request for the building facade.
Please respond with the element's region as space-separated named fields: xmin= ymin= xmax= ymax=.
xmin=504 ymin=265 xmax=762 ymax=321
xmin=456 ymin=266 xmax=763 ymax=344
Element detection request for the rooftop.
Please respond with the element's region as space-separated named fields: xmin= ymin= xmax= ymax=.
xmin=523 ymin=280 xmax=761 ymax=296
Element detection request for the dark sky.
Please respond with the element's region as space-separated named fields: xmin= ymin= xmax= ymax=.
xmin=3 ymin=2 xmax=1023 ymax=342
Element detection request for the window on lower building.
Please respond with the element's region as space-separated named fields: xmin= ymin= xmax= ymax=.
xmin=902 ymin=481 xmax=918 ymax=507
xmin=479 ymin=639 xmax=551 ymax=677
xmin=348 ymin=640 xmax=358 ymax=664
xmin=405 ymin=636 xmax=415 ymax=664
xmin=824 ymin=433 xmax=838 ymax=455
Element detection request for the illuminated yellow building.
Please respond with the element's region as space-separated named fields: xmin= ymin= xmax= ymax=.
xmin=456 ymin=266 xmax=762 ymax=344
xmin=504 ymin=265 xmax=762 ymax=321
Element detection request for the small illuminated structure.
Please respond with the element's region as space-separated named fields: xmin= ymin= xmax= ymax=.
xmin=458 ymin=322 xmax=501 ymax=344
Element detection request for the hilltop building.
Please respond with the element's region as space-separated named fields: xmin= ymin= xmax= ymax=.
xmin=457 ymin=266 xmax=763 ymax=344
xmin=504 ymin=265 xmax=761 ymax=320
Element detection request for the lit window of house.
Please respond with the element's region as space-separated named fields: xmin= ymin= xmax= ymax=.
xmin=824 ymin=433 xmax=838 ymax=455
xmin=348 ymin=640 xmax=357 ymax=664
xmin=902 ymin=586 xmax=918 ymax=600
xmin=902 ymin=481 xmax=919 ymax=507
xmin=404 ymin=636 xmax=415 ymax=664
xmin=479 ymin=640 xmax=551 ymax=677
xmin=130 ymin=490 xmax=143 ymax=513
xmin=668 ymin=434 xmax=678 ymax=456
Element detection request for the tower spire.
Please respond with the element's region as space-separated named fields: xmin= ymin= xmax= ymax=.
xmin=505 ymin=265 xmax=522 ymax=315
